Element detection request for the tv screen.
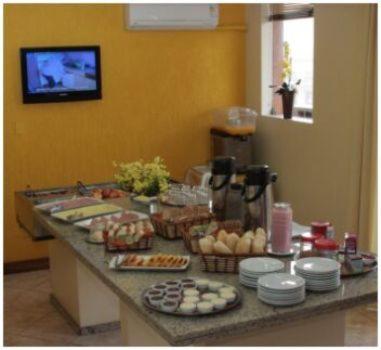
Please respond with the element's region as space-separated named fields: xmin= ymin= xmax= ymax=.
xmin=20 ymin=46 xmax=101 ymax=103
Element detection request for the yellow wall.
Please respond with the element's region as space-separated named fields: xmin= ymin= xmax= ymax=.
xmin=246 ymin=4 xmax=374 ymax=247
xmin=4 ymin=4 xmax=246 ymax=262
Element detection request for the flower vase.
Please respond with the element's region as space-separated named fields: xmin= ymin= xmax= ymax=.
xmin=282 ymin=91 xmax=295 ymax=119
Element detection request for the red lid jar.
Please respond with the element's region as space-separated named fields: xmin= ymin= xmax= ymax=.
xmin=315 ymin=238 xmax=339 ymax=251
xmin=301 ymin=232 xmax=322 ymax=244
xmin=311 ymin=221 xmax=331 ymax=236
xmin=314 ymin=237 xmax=339 ymax=258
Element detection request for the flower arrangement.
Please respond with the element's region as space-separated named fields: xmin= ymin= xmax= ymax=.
xmin=269 ymin=42 xmax=301 ymax=119
xmin=270 ymin=42 xmax=301 ymax=95
xmin=113 ymin=157 xmax=170 ymax=197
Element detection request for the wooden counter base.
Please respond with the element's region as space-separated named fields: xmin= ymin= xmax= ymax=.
xmin=120 ymin=299 xmax=346 ymax=346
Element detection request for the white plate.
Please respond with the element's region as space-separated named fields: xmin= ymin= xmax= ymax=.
xmin=240 ymin=258 xmax=285 ymax=274
xmin=258 ymin=285 xmax=305 ymax=294
xmin=74 ymin=210 xmax=149 ymax=230
xmin=257 ymin=273 xmax=305 ymax=291
xmin=295 ymin=257 xmax=341 ymax=274
xmin=109 ymin=254 xmax=190 ymax=271
xmin=258 ymin=292 xmax=305 ymax=302
xmin=295 ymin=270 xmax=340 ymax=280
xmin=306 ymin=283 xmax=341 ymax=292
xmin=239 ymin=279 xmax=258 ymax=288
xmin=258 ymin=295 xmax=305 ymax=306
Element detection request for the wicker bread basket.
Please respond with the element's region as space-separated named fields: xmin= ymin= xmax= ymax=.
xmin=198 ymin=228 xmax=267 ymax=273
xmin=182 ymin=220 xmax=243 ymax=254
xmin=104 ymin=235 xmax=153 ymax=252
xmin=151 ymin=212 xmax=213 ymax=240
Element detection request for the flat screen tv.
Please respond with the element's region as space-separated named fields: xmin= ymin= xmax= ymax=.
xmin=20 ymin=46 xmax=101 ymax=104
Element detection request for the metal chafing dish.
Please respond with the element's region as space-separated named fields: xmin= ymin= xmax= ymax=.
xmin=14 ymin=181 xmax=123 ymax=240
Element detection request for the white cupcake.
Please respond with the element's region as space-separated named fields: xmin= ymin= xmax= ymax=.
xmin=160 ymin=300 xmax=178 ymax=312
xmin=212 ymin=298 xmax=227 ymax=310
xmin=195 ymin=279 xmax=209 ymax=291
xmin=197 ymin=301 xmax=213 ymax=314
xmin=149 ymin=295 xmax=164 ymax=307
xmin=202 ymin=293 xmax=219 ymax=301
xmin=208 ymin=281 xmax=223 ymax=292
xmin=220 ymin=291 xmax=236 ymax=303
xmin=179 ymin=302 xmax=196 ymax=314
xmin=219 ymin=286 xmax=236 ymax=295
xmin=183 ymin=289 xmax=200 ymax=297
xmin=183 ymin=296 xmax=200 ymax=304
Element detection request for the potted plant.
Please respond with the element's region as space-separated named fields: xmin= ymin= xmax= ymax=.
xmin=113 ymin=157 xmax=170 ymax=198
xmin=270 ymin=42 xmax=301 ymax=119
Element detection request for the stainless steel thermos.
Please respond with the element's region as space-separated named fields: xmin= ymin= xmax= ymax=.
xmin=243 ymin=165 xmax=277 ymax=232
xmin=210 ymin=156 xmax=236 ymax=221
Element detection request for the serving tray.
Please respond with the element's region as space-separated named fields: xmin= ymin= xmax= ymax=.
xmin=339 ymin=252 xmax=377 ymax=277
xmin=74 ymin=210 xmax=149 ymax=230
xmin=142 ymin=278 xmax=242 ymax=317
xmin=108 ymin=254 xmax=190 ymax=271
xmin=35 ymin=197 xmax=102 ymax=214
xmin=51 ymin=203 xmax=123 ymax=223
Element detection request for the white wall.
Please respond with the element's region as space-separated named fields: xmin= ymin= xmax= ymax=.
xmin=246 ymin=4 xmax=373 ymax=246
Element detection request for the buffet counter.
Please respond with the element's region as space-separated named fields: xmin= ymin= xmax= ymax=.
xmin=32 ymin=198 xmax=377 ymax=346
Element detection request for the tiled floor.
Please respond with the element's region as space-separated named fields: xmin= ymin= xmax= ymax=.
xmin=4 ymin=270 xmax=378 ymax=346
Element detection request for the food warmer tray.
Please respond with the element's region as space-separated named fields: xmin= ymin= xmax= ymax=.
xmin=14 ymin=181 xmax=124 ymax=240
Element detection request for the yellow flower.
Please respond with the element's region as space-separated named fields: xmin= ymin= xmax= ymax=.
xmin=114 ymin=157 xmax=170 ymax=195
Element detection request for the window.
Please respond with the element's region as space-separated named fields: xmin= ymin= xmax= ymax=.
xmin=262 ymin=4 xmax=314 ymax=119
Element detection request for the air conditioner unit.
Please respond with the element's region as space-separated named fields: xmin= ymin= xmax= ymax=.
xmin=126 ymin=4 xmax=219 ymax=30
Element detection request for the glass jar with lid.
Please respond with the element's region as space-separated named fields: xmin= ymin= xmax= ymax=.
xmin=299 ymin=232 xmax=322 ymax=257
xmin=314 ymin=237 xmax=339 ymax=259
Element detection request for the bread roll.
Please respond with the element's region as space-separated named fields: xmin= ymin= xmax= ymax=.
xmin=205 ymin=235 xmax=216 ymax=244
xmin=255 ymin=227 xmax=267 ymax=240
xmin=243 ymin=230 xmax=255 ymax=239
xmin=252 ymin=235 xmax=266 ymax=254
xmin=217 ymin=230 xmax=228 ymax=244
xmin=226 ymin=233 xmax=240 ymax=252
xmin=199 ymin=237 xmax=213 ymax=254
xmin=235 ymin=237 xmax=251 ymax=255
xmin=213 ymin=241 xmax=233 ymax=255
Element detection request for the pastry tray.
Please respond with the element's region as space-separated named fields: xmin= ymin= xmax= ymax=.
xmin=108 ymin=255 xmax=190 ymax=271
xmin=142 ymin=282 xmax=242 ymax=316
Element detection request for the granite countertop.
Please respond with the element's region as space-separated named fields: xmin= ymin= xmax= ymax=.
xmin=33 ymin=199 xmax=378 ymax=345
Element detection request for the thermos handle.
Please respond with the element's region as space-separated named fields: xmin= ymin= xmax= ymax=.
xmin=244 ymin=184 xmax=268 ymax=203
xmin=209 ymin=175 xmax=231 ymax=191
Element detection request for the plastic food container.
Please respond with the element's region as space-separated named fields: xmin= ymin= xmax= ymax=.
xmin=314 ymin=238 xmax=339 ymax=259
xmin=212 ymin=107 xmax=257 ymax=136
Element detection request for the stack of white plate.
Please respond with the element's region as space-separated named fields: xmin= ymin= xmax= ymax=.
xmin=257 ymin=273 xmax=306 ymax=306
xmin=239 ymin=257 xmax=285 ymax=288
xmin=294 ymin=257 xmax=341 ymax=292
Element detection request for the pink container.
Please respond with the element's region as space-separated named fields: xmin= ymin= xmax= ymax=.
xmin=271 ymin=202 xmax=293 ymax=253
